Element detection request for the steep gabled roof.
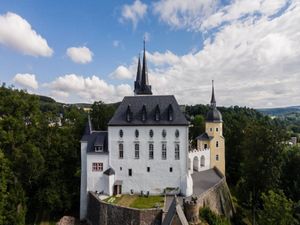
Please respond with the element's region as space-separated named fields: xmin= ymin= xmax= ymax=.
xmin=81 ymin=131 xmax=108 ymax=153
xmin=162 ymin=197 xmax=188 ymax=225
xmin=108 ymin=95 xmax=189 ymax=126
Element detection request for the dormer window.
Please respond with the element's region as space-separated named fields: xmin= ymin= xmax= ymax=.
xmin=168 ymin=104 xmax=173 ymax=121
xmin=155 ymin=105 xmax=160 ymax=121
xmin=95 ymin=145 xmax=103 ymax=152
xmin=126 ymin=105 xmax=132 ymax=122
xmin=142 ymin=105 xmax=147 ymax=121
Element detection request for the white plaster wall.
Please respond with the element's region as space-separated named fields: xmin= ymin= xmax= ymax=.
xmin=189 ymin=148 xmax=211 ymax=173
xmin=86 ymin=153 xmax=109 ymax=193
xmin=80 ymin=141 xmax=87 ymax=220
xmin=108 ymin=126 xmax=189 ymax=196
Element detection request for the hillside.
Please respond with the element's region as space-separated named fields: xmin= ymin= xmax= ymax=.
xmin=257 ymin=105 xmax=300 ymax=116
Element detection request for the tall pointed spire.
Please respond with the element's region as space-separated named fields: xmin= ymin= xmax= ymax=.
xmin=141 ymin=39 xmax=149 ymax=86
xmin=210 ymin=80 xmax=216 ymax=108
xmin=133 ymin=39 xmax=152 ymax=95
xmin=134 ymin=54 xmax=141 ymax=95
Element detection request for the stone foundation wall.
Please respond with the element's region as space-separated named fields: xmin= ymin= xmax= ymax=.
xmin=87 ymin=192 xmax=162 ymax=225
xmin=197 ymin=169 xmax=234 ymax=218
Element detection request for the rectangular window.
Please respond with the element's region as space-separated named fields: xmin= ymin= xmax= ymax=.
xmin=204 ymin=144 xmax=208 ymax=149
xmin=92 ymin=162 xmax=103 ymax=172
xmin=119 ymin=143 xmax=124 ymax=159
xmin=175 ymin=144 xmax=180 ymax=160
xmin=147 ymin=167 xmax=150 ymax=172
xmin=216 ymin=141 xmax=219 ymax=148
xmin=162 ymin=143 xmax=167 ymax=160
xmin=216 ymin=128 xmax=219 ymax=132
xmin=135 ymin=143 xmax=139 ymax=159
xmin=216 ymin=155 xmax=219 ymax=161
xmin=128 ymin=169 xmax=132 ymax=176
xmin=149 ymin=143 xmax=154 ymax=160
xmin=169 ymin=167 xmax=173 ymax=172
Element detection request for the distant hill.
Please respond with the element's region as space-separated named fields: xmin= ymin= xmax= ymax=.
xmin=257 ymin=106 xmax=300 ymax=116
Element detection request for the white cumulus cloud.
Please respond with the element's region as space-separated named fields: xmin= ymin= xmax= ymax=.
xmin=47 ymin=74 xmax=132 ymax=103
xmin=66 ymin=46 xmax=93 ymax=64
xmin=13 ymin=73 xmax=38 ymax=90
xmin=120 ymin=0 xmax=147 ymax=28
xmin=110 ymin=65 xmax=133 ymax=80
xmin=0 ymin=12 xmax=53 ymax=57
xmin=117 ymin=0 xmax=300 ymax=108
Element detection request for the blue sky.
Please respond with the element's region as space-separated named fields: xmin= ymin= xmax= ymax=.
xmin=0 ymin=0 xmax=299 ymax=107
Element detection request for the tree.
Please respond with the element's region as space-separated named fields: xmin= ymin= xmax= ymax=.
xmin=0 ymin=150 xmax=26 ymax=225
xmin=190 ymin=114 xmax=205 ymax=145
xmin=91 ymin=101 xmax=115 ymax=130
xmin=281 ymin=146 xmax=300 ymax=202
xmin=237 ymin=120 xmax=286 ymax=224
xmin=258 ymin=190 xmax=296 ymax=225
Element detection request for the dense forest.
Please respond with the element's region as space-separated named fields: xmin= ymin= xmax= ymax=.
xmin=0 ymin=84 xmax=300 ymax=225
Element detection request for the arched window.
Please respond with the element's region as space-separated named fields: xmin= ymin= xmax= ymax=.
xmin=135 ymin=143 xmax=139 ymax=159
xmin=175 ymin=144 xmax=180 ymax=160
xmin=216 ymin=141 xmax=219 ymax=148
xmin=162 ymin=143 xmax=167 ymax=160
xmin=149 ymin=143 xmax=154 ymax=159
xmin=119 ymin=143 xmax=123 ymax=159
xmin=200 ymin=156 xmax=205 ymax=167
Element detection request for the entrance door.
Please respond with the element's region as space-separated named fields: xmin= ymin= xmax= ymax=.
xmin=113 ymin=185 xmax=122 ymax=195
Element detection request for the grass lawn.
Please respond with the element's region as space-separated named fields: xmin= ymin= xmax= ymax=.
xmin=104 ymin=195 xmax=164 ymax=209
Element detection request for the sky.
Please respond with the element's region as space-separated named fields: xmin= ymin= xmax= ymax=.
xmin=0 ymin=0 xmax=299 ymax=108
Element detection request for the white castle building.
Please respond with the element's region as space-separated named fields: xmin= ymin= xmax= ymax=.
xmin=80 ymin=44 xmax=225 ymax=220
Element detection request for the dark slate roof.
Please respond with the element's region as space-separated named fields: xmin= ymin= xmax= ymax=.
xmin=196 ymin=132 xmax=213 ymax=141
xmin=162 ymin=196 xmax=188 ymax=225
xmin=206 ymin=107 xmax=222 ymax=122
xmin=104 ymin=168 xmax=115 ymax=176
xmin=108 ymin=95 xmax=189 ymax=126
xmin=81 ymin=131 xmax=108 ymax=153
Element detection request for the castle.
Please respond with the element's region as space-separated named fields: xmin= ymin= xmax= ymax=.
xmin=80 ymin=43 xmax=225 ymax=220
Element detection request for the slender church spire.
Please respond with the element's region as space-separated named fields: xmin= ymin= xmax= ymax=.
xmin=134 ymin=54 xmax=141 ymax=95
xmin=133 ymin=39 xmax=152 ymax=95
xmin=210 ymin=80 xmax=216 ymax=108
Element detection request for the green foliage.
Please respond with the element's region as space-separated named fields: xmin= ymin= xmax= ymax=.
xmin=0 ymin=85 xmax=86 ymax=224
xmin=258 ymin=190 xmax=296 ymax=225
xmin=281 ymin=146 xmax=300 ymax=201
xmin=0 ymin=150 xmax=26 ymax=225
xmin=190 ymin=114 xmax=205 ymax=145
xmin=91 ymin=101 xmax=116 ymax=130
xmin=200 ymin=207 xmax=231 ymax=225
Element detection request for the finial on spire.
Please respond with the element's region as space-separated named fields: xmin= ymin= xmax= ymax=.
xmin=210 ymin=80 xmax=216 ymax=107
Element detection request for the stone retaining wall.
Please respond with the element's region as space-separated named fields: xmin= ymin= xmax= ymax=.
xmin=87 ymin=192 xmax=162 ymax=225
